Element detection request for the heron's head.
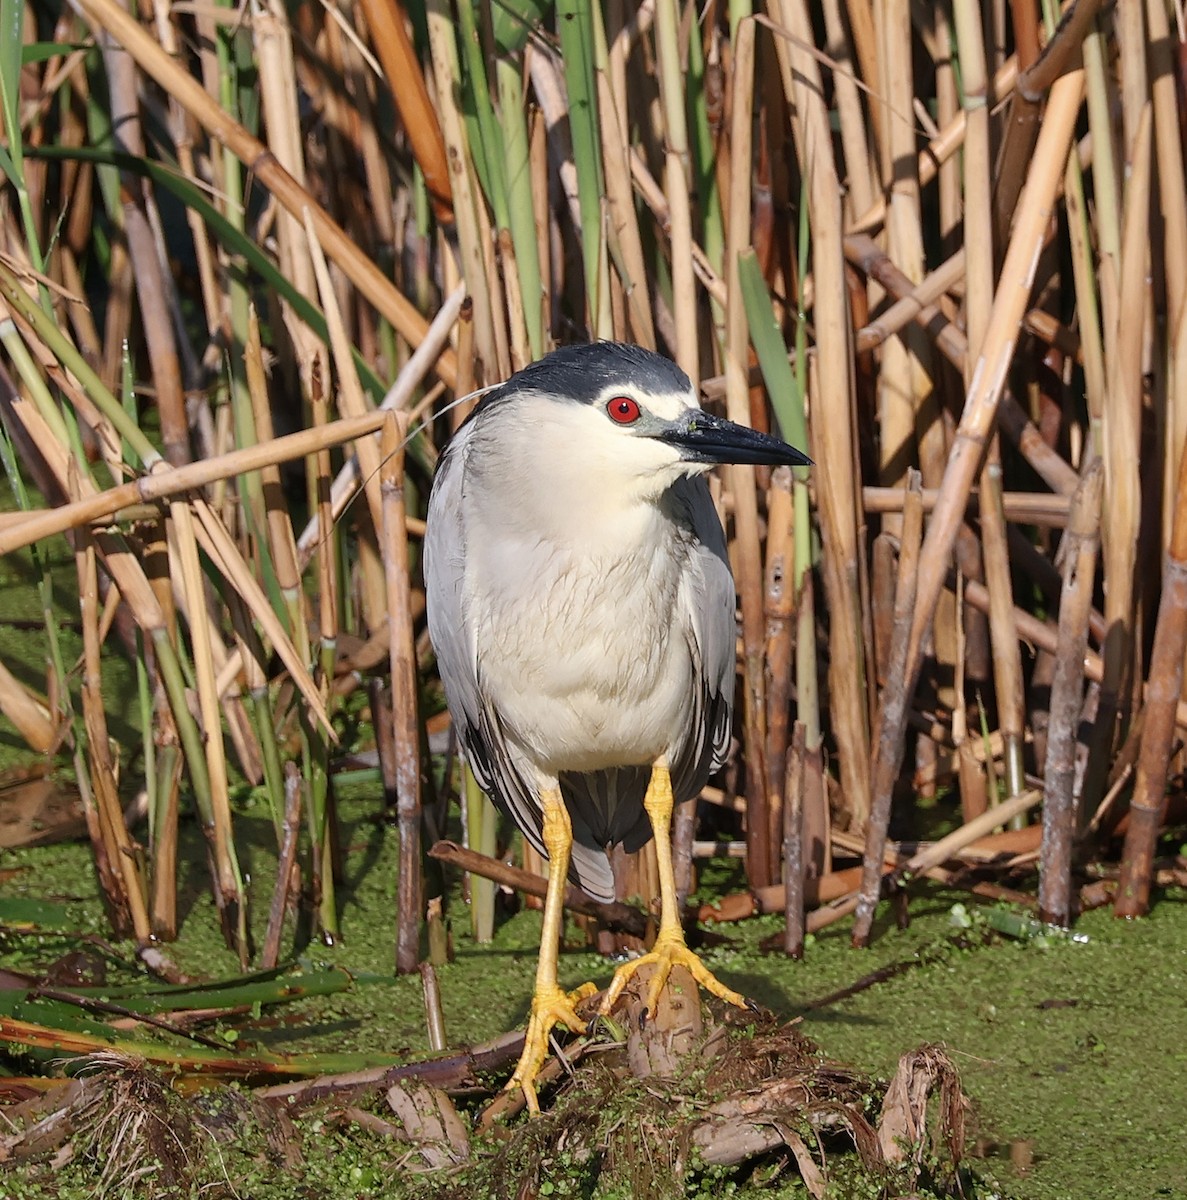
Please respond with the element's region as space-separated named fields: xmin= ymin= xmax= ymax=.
xmin=469 ymin=342 xmax=811 ymax=502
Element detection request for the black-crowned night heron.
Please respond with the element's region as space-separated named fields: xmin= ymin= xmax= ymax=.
xmin=424 ymin=341 xmax=811 ymax=1110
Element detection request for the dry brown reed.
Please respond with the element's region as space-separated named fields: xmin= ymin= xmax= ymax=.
xmin=1 ymin=0 xmax=1184 ymax=972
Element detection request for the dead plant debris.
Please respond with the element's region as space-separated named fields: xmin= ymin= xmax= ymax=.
xmin=0 ymin=995 xmax=975 ymax=1200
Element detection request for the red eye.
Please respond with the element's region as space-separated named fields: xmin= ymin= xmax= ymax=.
xmin=607 ymin=396 xmax=641 ymax=424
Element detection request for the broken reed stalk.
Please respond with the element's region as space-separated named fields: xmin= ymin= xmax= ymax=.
xmin=76 ymin=524 xmax=147 ymax=941
xmin=765 ymin=468 xmax=796 ymax=881
xmin=672 ymin=795 xmax=696 ymax=912
xmin=853 ymin=471 xmax=923 ymax=949
xmin=979 ymin=456 xmax=1028 ymax=803
xmin=148 ymin=740 xmax=181 ymax=943
xmin=1039 ymin=463 xmax=1104 ymax=926
xmin=381 ymin=415 xmax=423 ymax=974
xmin=783 ymin=723 xmax=807 ymax=958
xmin=419 ymin=962 xmax=447 ymax=1053
xmin=305 ymin=357 xmax=339 ymax=945
xmin=261 ymin=764 xmax=304 ymax=971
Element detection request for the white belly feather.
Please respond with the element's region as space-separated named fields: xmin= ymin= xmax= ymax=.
xmin=467 ymin=512 xmax=695 ymax=775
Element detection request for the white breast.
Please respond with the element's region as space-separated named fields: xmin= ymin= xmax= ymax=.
xmin=466 ymin=504 xmax=696 ymax=775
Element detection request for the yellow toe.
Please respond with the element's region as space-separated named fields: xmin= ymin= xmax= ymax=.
xmin=506 ymin=982 xmax=595 ymax=1113
xmin=600 ymin=929 xmax=746 ymax=1019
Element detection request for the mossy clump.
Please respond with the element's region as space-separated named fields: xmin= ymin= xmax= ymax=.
xmin=1 ymin=1013 xmax=984 ymax=1200
xmin=413 ymin=1009 xmax=975 ymax=1200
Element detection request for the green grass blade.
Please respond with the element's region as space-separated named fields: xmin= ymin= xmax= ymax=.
xmin=556 ymin=0 xmax=607 ymax=325
xmin=0 ymin=0 xmax=25 ymax=184
xmin=21 ymin=40 xmax=84 ymax=64
xmin=687 ymin=15 xmax=724 ymax=339
xmin=736 ymin=249 xmax=809 ymax=467
xmin=457 ymin=2 xmax=509 ymax=232
xmin=491 ymin=0 xmax=550 ymax=54
xmin=0 ymin=1013 xmax=410 ymax=1078
xmin=497 ymin=55 xmax=544 ymax=357
xmin=0 ymin=898 xmax=76 ymax=930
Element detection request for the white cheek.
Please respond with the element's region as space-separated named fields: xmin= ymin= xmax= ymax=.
xmin=597 ymin=432 xmax=683 ymax=479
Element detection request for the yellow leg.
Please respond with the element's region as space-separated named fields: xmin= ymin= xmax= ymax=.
xmin=600 ymin=759 xmax=749 ymax=1020
xmin=506 ymin=786 xmax=596 ymax=1113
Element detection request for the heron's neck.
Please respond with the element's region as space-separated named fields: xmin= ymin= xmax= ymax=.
xmin=510 ymin=475 xmax=669 ymax=554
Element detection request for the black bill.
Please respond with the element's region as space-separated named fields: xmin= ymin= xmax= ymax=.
xmin=657 ymin=409 xmax=813 ymax=468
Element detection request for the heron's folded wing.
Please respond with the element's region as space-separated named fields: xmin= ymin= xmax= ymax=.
xmin=670 ymin=478 xmax=736 ymax=799
xmin=424 ymin=438 xmax=488 ymax=788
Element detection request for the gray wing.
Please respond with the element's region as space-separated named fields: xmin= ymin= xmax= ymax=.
xmin=423 ymin=431 xmax=485 ymax=790
xmin=668 ymin=476 xmax=735 ymax=797
xmin=424 ymin=427 xmax=618 ymax=903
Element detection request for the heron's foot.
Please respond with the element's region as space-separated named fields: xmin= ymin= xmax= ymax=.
xmin=506 ymin=981 xmax=597 ymax=1114
xmin=600 ymin=928 xmax=747 ymax=1022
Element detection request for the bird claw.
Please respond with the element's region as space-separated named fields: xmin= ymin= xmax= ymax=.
xmin=505 ymin=981 xmax=595 ymax=1114
xmin=600 ymin=930 xmax=748 ymax=1020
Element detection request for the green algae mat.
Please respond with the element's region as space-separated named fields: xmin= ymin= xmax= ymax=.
xmin=2 ymin=798 xmax=1186 ymax=1199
